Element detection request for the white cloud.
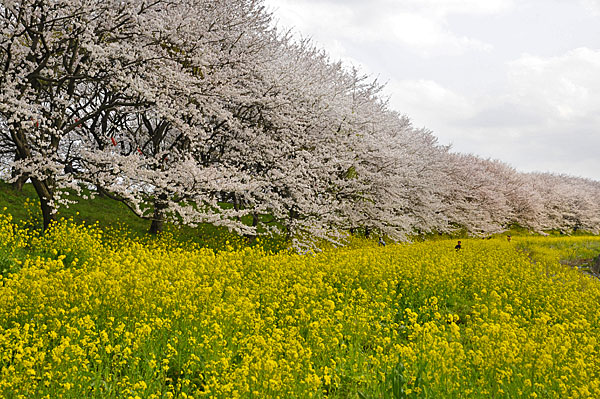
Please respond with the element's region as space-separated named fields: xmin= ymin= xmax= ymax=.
xmin=264 ymin=0 xmax=496 ymax=57
xmin=272 ymin=0 xmax=515 ymax=17
xmin=384 ymin=79 xmax=482 ymax=149
xmin=387 ymin=79 xmax=475 ymax=123
xmin=383 ymin=13 xmax=493 ymax=56
xmin=383 ymin=47 xmax=600 ymax=179
xmin=399 ymin=0 xmax=515 ymax=17
xmin=581 ymin=0 xmax=600 ymax=15
xmin=508 ymin=48 xmax=600 ymax=121
xmin=439 ymin=47 xmax=600 ymax=179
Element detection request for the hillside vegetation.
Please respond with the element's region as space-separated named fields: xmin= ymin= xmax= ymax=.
xmin=1 ymin=211 xmax=600 ymax=398
xmin=0 ymin=181 xmax=286 ymax=253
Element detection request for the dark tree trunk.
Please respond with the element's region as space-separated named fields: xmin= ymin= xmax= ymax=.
xmin=149 ymin=195 xmax=168 ymax=235
xmin=285 ymin=208 xmax=299 ymax=240
xmin=244 ymin=213 xmax=260 ymax=244
xmin=96 ymin=185 xmax=109 ymax=198
xmin=30 ymin=177 xmax=56 ymax=231
xmin=149 ymin=215 xmax=164 ymax=235
xmin=232 ymin=193 xmax=243 ymax=223
xmin=11 ymin=174 xmax=28 ymax=191
xmin=11 ymin=153 xmax=27 ymax=191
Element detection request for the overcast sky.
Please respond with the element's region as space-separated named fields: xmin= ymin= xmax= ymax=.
xmin=264 ymin=0 xmax=600 ymax=181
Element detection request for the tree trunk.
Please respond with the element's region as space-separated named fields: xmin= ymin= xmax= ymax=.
xmin=149 ymin=215 xmax=164 ymax=235
xmin=96 ymin=185 xmax=109 ymax=198
xmin=285 ymin=208 xmax=299 ymax=240
xmin=11 ymin=153 xmax=27 ymax=191
xmin=11 ymin=174 xmax=28 ymax=191
xmin=149 ymin=195 xmax=168 ymax=235
xmin=244 ymin=213 xmax=260 ymax=244
xmin=232 ymin=193 xmax=243 ymax=223
xmin=11 ymin=130 xmax=55 ymax=229
xmin=30 ymin=177 xmax=56 ymax=231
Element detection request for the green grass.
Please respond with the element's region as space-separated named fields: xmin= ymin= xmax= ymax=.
xmin=0 ymin=181 xmax=148 ymax=233
xmin=1 ymin=181 xmax=592 ymax=255
xmin=515 ymin=236 xmax=600 ymax=276
xmin=0 ymin=181 xmax=288 ymax=252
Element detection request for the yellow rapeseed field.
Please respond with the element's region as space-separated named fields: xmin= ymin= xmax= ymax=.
xmin=1 ymin=212 xmax=600 ymax=398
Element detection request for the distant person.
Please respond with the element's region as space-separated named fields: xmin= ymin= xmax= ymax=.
xmin=507 ymin=235 xmax=512 ymax=243
xmin=455 ymin=241 xmax=462 ymax=251
xmin=378 ymin=237 xmax=386 ymax=246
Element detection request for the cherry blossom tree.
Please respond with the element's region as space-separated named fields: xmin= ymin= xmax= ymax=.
xmin=525 ymin=173 xmax=600 ymax=234
xmin=440 ymin=154 xmax=520 ymax=235
xmin=1 ymin=0 xmax=270 ymax=233
xmin=2 ymin=0 xmax=599 ymax=244
xmin=0 ymin=0 xmax=169 ymax=229
xmin=72 ymin=0 xmax=275 ymax=234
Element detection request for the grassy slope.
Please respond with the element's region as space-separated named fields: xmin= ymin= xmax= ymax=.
xmin=0 ymin=181 xmax=150 ymax=234
xmin=0 ymin=180 xmax=593 ymax=253
xmin=0 ymin=181 xmax=288 ymax=252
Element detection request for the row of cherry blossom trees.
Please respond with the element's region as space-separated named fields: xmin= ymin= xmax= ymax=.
xmin=1 ymin=0 xmax=599 ymax=245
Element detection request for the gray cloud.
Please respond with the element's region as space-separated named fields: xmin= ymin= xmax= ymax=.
xmin=458 ymin=103 xmax=542 ymax=128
